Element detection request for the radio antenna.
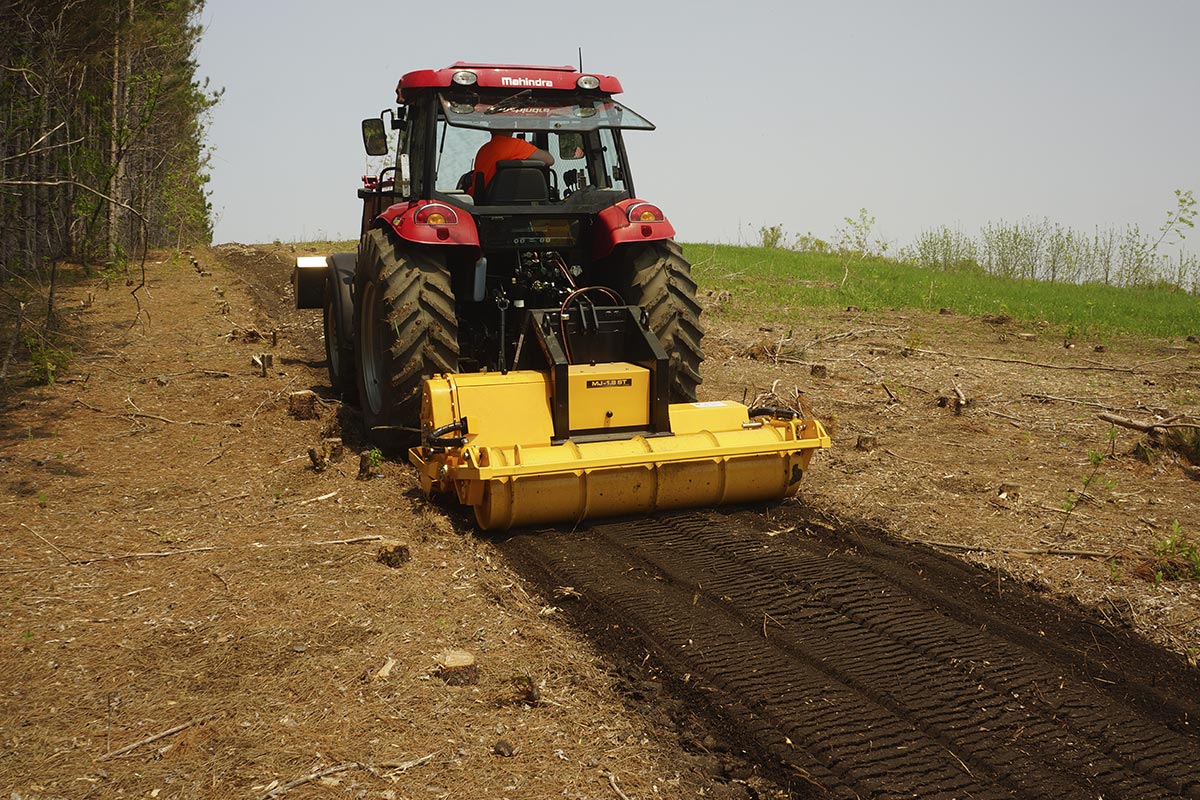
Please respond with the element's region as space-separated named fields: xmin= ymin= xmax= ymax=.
xmin=578 ymin=47 xmax=583 ymax=72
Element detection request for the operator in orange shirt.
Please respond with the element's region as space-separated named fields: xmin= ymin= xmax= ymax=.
xmin=468 ymin=131 xmax=554 ymax=197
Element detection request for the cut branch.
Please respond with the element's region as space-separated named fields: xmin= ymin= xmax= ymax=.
xmin=1098 ymin=412 xmax=1199 ymax=433
xmin=97 ymin=714 xmax=219 ymax=761
xmin=920 ymin=540 xmax=1126 ymax=560
xmin=262 ymin=754 xmax=435 ymax=799
xmin=71 ymin=398 xmax=235 ymax=427
xmin=310 ymin=535 xmax=384 ymax=546
xmin=913 ymin=348 xmax=1139 ymax=374
xmin=20 ymin=523 xmax=72 ymax=564
xmin=883 ymin=448 xmax=934 ymax=467
xmin=804 ymin=326 xmax=906 ymax=351
xmin=1024 ymin=393 xmax=1129 ymax=412
xmin=71 ymin=546 xmax=226 ymax=566
xmin=605 ymin=772 xmax=632 ymax=800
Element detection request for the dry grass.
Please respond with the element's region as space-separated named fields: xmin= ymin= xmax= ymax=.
xmin=0 ymin=252 xmax=715 ymax=798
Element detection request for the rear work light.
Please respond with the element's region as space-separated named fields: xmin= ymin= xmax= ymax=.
xmin=626 ymin=203 xmax=664 ymax=223
xmin=576 ymin=75 xmax=600 ymax=90
xmin=415 ymin=204 xmax=459 ymax=225
xmin=452 ymin=70 xmax=477 ymax=86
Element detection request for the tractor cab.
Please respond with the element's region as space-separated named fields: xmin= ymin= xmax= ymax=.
xmin=364 ymin=64 xmax=653 ymax=212
xmin=423 ymin=90 xmax=652 ymax=210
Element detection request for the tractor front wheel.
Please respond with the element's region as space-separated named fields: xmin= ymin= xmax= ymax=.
xmin=354 ymin=228 xmax=459 ymax=446
xmin=609 ymin=240 xmax=705 ymax=402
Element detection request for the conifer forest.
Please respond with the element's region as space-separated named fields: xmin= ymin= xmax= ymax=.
xmin=1 ymin=0 xmax=217 ymax=356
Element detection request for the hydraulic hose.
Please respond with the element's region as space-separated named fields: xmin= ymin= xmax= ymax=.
xmin=426 ymin=419 xmax=468 ymax=449
xmin=747 ymin=406 xmax=799 ymax=420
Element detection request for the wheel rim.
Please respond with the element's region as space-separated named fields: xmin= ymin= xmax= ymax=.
xmin=359 ymin=280 xmax=384 ymax=415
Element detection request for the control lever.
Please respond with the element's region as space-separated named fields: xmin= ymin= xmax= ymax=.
xmin=496 ymin=295 xmax=510 ymax=375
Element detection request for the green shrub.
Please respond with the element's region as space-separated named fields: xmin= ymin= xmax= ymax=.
xmin=23 ymin=333 xmax=68 ymax=386
xmin=1151 ymin=522 xmax=1200 ymax=582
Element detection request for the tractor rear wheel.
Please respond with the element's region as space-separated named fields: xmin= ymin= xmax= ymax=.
xmin=323 ymin=272 xmax=355 ymax=395
xmin=610 ymin=240 xmax=705 ymax=402
xmin=354 ymin=228 xmax=459 ymax=446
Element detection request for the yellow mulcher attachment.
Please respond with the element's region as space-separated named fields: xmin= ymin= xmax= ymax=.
xmin=410 ymin=305 xmax=830 ymax=530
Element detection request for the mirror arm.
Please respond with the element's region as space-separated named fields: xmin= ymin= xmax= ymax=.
xmin=383 ymin=106 xmax=406 ymax=130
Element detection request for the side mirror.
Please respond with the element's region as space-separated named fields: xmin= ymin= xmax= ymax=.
xmin=558 ymin=133 xmax=585 ymax=161
xmin=361 ymin=118 xmax=388 ymax=156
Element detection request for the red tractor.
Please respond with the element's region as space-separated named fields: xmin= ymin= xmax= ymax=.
xmin=295 ymin=62 xmax=704 ymax=443
xmin=295 ymin=62 xmax=829 ymax=529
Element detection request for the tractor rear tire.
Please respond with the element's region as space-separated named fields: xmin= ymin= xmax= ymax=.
xmin=323 ymin=268 xmax=356 ymax=396
xmin=354 ymin=228 xmax=459 ymax=447
xmin=610 ymin=240 xmax=705 ymax=402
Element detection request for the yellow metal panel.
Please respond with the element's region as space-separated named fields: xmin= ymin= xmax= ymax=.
xmin=566 ymin=363 xmax=649 ymax=431
xmin=421 ymin=376 xmax=457 ymax=431
xmin=425 ymin=370 xmax=555 ymax=448
xmin=413 ymin=383 xmax=833 ymax=530
xmin=667 ymin=400 xmax=750 ymax=433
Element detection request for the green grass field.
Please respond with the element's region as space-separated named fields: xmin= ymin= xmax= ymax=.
xmin=277 ymin=239 xmax=1195 ymax=339
xmin=683 ymin=243 xmax=1199 ymax=339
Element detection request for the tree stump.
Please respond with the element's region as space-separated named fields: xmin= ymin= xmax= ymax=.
xmin=376 ymin=543 xmax=410 ymax=568
xmin=435 ymin=649 xmax=478 ymax=686
xmin=288 ymin=390 xmax=319 ymax=420
xmin=322 ymin=437 xmax=344 ymax=463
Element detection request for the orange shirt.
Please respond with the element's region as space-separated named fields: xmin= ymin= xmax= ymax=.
xmin=470 ymin=135 xmax=537 ymax=194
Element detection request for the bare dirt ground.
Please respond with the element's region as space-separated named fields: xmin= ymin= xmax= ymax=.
xmin=2 ymin=244 xmax=1197 ymax=798
xmin=693 ymin=277 xmax=1200 ymax=663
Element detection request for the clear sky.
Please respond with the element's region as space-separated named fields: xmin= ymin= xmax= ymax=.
xmin=195 ymin=0 xmax=1200 ymax=251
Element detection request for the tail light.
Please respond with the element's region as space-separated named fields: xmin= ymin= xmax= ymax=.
xmin=626 ymin=202 xmax=664 ymax=223
xmin=414 ymin=204 xmax=459 ymax=225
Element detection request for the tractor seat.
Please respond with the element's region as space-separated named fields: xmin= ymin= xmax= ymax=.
xmin=483 ymin=159 xmax=549 ymax=205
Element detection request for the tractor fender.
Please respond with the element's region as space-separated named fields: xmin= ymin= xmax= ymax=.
xmin=376 ymin=200 xmax=481 ymax=249
xmin=326 ymin=252 xmax=356 ymax=347
xmin=592 ymin=198 xmax=678 ymax=260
